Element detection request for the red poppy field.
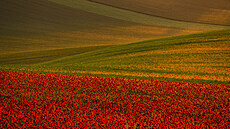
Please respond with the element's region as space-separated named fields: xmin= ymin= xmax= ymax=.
xmin=0 ymin=70 xmax=229 ymax=128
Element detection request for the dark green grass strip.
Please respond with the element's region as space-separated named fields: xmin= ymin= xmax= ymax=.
xmin=0 ymin=45 xmax=112 ymax=64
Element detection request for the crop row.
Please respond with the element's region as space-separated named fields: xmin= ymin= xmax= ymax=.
xmin=0 ymin=71 xmax=229 ymax=128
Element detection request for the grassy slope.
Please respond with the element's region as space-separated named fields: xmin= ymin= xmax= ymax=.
xmin=90 ymin=0 xmax=230 ymax=26
xmin=0 ymin=0 xmax=206 ymax=54
xmin=5 ymin=29 xmax=226 ymax=84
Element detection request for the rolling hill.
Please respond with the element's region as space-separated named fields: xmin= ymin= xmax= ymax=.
xmin=1 ymin=0 xmax=229 ymax=54
xmin=40 ymin=29 xmax=230 ymax=84
xmin=0 ymin=0 xmax=141 ymax=53
xmin=2 ymin=29 xmax=228 ymax=84
xmin=0 ymin=0 xmax=196 ymax=54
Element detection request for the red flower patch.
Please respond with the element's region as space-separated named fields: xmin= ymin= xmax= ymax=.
xmin=0 ymin=71 xmax=229 ymax=128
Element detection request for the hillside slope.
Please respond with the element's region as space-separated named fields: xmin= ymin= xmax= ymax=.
xmin=0 ymin=0 xmax=131 ymax=53
xmin=90 ymin=0 xmax=230 ymax=26
xmin=0 ymin=0 xmax=204 ymax=54
xmin=35 ymin=29 xmax=230 ymax=83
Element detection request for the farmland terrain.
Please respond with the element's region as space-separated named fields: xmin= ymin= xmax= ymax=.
xmin=1 ymin=0 xmax=229 ymax=54
xmin=0 ymin=0 xmax=229 ymax=128
xmin=1 ymin=29 xmax=229 ymax=84
xmin=37 ymin=29 xmax=230 ymax=84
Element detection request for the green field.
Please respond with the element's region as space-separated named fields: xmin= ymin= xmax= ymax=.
xmin=1 ymin=29 xmax=229 ymax=84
